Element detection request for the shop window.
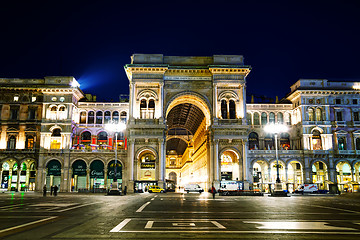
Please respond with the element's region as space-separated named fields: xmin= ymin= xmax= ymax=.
xmin=311 ymin=130 xmax=322 ymax=150
xmin=112 ymin=111 xmax=119 ymax=123
xmin=269 ymin=112 xmax=275 ymax=123
xmin=26 ymin=136 xmax=34 ymax=149
xmin=315 ymin=108 xmax=322 ymax=121
xmin=277 ymin=112 xmax=283 ymax=124
xmin=248 ymin=132 xmax=259 ymax=150
xmin=338 ymin=136 xmax=346 ymax=150
xmin=88 ymin=111 xmax=95 ymax=124
xmin=253 ymin=112 xmax=260 ymax=125
xmin=229 ymin=100 xmax=236 ymax=119
xmin=221 ymin=100 xmax=227 ymax=119
xmin=261 ymin=112 xmax=267 ymax=125
xmin=104 ymin=111 xmax=111 ymax=124
xmin=79 ymin=112 xmax=86 ymax=124
xmin=96 ymin=111 xmax=103 ymax=124
xmin=7 ymin=136 xmax=16 ymax=149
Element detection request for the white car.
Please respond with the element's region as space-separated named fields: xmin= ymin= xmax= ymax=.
xmin=184 ymin=184 xmax=204 ymax=193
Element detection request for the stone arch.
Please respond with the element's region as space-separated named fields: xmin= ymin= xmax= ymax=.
xmin=218 ymin=147 xmax=241 ymax=161
xmin=49 ymin=125 xmax=62 ymax=132
xmin=286 ymin=159 xmax=304 ymax=169
xmin=218 ymin=90 xmax=239 ymax=101
xmin=137 ymin=89 xmax=158 ymax=101
xmin=70 ymin=158 xmax=89 ymax=167
xmin=135 ymin=146 xmax=159 ymax=161
xmin=250 ymin=158 xmax=270 ymax=168
xmin=311 ymin=126 xmax=324 ymax=134
xmin=165 ymin=91 xmax=212 ymax=127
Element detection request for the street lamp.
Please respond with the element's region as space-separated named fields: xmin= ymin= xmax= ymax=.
xmin=105 ymin=121 xmax=126 ymax=195
xmin=264 ymin=123 xmax=288 ymax=197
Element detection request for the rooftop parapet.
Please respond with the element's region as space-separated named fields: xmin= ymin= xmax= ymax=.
xmin=290 ymin=79 xmax=360 ymax=92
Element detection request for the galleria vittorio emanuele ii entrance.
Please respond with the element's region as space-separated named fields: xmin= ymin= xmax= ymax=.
xmin=125 ymin=54 xmax=251 ymax=192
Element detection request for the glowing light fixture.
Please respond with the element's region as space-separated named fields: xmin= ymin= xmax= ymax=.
xmin=70 ymin=79 xmax=80 ymax=88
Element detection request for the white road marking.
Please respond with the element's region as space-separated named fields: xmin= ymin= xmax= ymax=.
xmin=0 ymin=204 xmax=24 ymax=209
xmin=57 ymin=202 xmax=101 ymax=212
xmin=113 ymin=230 xmax=360 ymax=234
xmin=0 ymin=216 xmax=57 ymax=234
xmin=173 ymin=223 xmax=196 ymax=226
xmin=244 ymin=221 xmax=356 ymax=230
xmin=145 ymin=221 xmax=154 ymax=229
xmin=160 ymin=198 xmax=163 ymax=201
xmin=211 ymin=221 xmax=226 ymax=229
xmin=136 ymin=202 xmax=151 ymax=213
xmin=151 ymin=198 xmax=155 ymax=201
xmin=309 ymin=204 xmax=360 ymax=214
xmin=110 ymin=219 xmax=131 ymax=232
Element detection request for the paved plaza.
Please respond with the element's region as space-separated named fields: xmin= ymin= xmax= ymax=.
xmin=0 ymin=192 xmax=360 ymax=239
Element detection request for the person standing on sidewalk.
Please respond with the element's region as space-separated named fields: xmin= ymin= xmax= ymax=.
xmin=211 ymin=185 xmax=216 ymax=199
xmin=50 ymin=185 xmax=54 ymax=196
xmin=43 ymin=185 xmax=47 ymax=197
xmin=54 ymin=185 xmax=58 ymax=196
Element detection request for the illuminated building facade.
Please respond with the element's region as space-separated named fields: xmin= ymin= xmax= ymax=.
xmin=1 ymin=55 xmax=360 ymax=193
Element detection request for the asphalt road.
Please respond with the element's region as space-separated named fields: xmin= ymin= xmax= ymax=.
xmin=1 ymin=191 xmax=360 ymax=239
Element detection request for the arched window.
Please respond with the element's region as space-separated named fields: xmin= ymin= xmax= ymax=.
xmin=248 ymin=132 xmax=259 ymax=150
xmin=308 ymin=108 xmax=314 ymax=121
xmin=286 ymin=113 xmax=291 ymax=125
xmin=26 ymin=135 xmax=34 ymax=149
xmin=277 ymin=112 xmax=283 ymax=124
xmin=253 ymin=112 xmax=260 ymax=125
xmin=81 ymin=131 xmax=91 ymax=143
xmin=229 ymin=100 xmax=236 ymax=119
xmin=88 ymin=111 xmax=95 ymax=124
xmin=59 ymin=106 xmax=65 ymax=111
xmin=120 ymin=111 xmax=127 ymax=123
xmin=104 ymin=111 xmax=111 ymax=124
xmin=280 ymin=133 xmax=290 ymax=150
xmin=316 ymin=108 xmax=322 ymax=121
xmin=247 ymin=113 xmax=252 ymax=125
xmin=7 ymin=135 xmax=16 ymax=149
xmin=261 ymin=112 xmax=267 ymax=125
xmin=51 ymin=106 xmax=57 ymax=112
xmin=58 ymin=106 xmax=66 ymax=120
xmin=148 ymin=100 xmax=155 ymax=119
xmin=356 ymin=138 xmax=360 ymax=150
xmin=51 ymin=129 xmax=61 ymax=137
xmin=97 ymin=131 xmax=108 ymax=147
xmin=269 ymin=112 xmax=275 ymax=123
xmin=140 ymin=100 xmax=147 ymax=119
xmin=112 ymin=111 xmax=119 ymax=123
xmin=338 ymin=136 xmax=346 ymax=150
xmin=312 ymin=130 xmax=322 ymax=150
xmin=79 ymin=112 xmax=86 ymax=124
xmin=221 ymin=100 xmax=227 ymax=119
xmin=264 ymin=134 xmax=274 ymax=150
xmin=96 ymin=111 xmax=103 ymax=124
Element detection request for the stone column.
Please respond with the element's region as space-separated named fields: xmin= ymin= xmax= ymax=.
xmin=17 ymin=169 xmax=21 ymax=190
xmin=86 ymin=168 xmax=90 ymax=190
xmin=8 ymin=169 xmax=12 ymax=191
xmin=158 ymin=139 xmax=165 ymax=188
xmin=242 ymin=140 xmax=251 ymax=183
xmin=213 ymin=83 xmax=217 ymax=119
xmin=128 ymin=139 xmax=135 ymax=193
xmin=104 ymin=168 xmax=108 ymax=190
xmin=26 ymin=169 xmax=30 ymax=190
xmin=160 ymin=82 xmax=164 ymax=119
xmin=129 ymin=82 xmax=135 ymax=119
xmin=214 ymin=139 xmax=219 ymax=182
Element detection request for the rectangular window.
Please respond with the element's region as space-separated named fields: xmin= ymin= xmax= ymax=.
xmin=31 ymin=96 xmax=36 ymax=102
xmin=336 ymin=111 xmax=343 ymax=121
xmin=335 ymin=99 xmax=341 ymax=104
xmin=14 ymin=96 xmax=19 ymax=102
xmin=28 ymin=108 xmax=37 ymax=120
xmin=353 ymin=99 xmax=358 ymax=105
xmin=10 ymin=109 xmax=18 ymax=120
xmin=354 ymin=112 xmax=360 ymax=122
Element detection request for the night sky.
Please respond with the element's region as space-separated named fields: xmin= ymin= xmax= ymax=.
xmin=1 ymin=1 xmax=359 ymax=102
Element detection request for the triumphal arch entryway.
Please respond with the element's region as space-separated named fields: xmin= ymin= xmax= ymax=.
xmin=125 ymin=54 xmax=251 ymax=193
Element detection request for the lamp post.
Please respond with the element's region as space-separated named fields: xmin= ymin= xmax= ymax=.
xmin=105 ymin=121 xmax=126 ymax=195
xmin=264 ymin=123 xmax=288 ymax=197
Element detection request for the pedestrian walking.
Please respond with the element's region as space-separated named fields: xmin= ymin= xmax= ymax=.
xmin=54 ymin=185 xmax=58 ymax=196
xmin=211 ymin=185 xmax=216 ymax=199
xmin=123 ymin=186 xmax=127 ymax=195
xmin=50 ymin=185 xmax=54 ymax=196
xmin=43 ymin=185 xmax=47 ymax=197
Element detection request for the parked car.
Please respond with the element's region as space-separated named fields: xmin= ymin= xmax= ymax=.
xmin=184 ymin=184 xmax=204 ymax=193
xmin=148 ymin=185 xmax=165 ymax=193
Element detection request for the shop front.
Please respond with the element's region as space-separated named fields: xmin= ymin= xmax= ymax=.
xmin=72 ymin=160 xmax=87 ymax=191
xmin=46 ymin=160 xmax=61 ymax=190
xmin=1 ymin=162 xmax=9 ymax=190
xmin=107 ymin=160 xmax=122 ymax=190
xmin=90 ymin=160 xmax=105 ymax=192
